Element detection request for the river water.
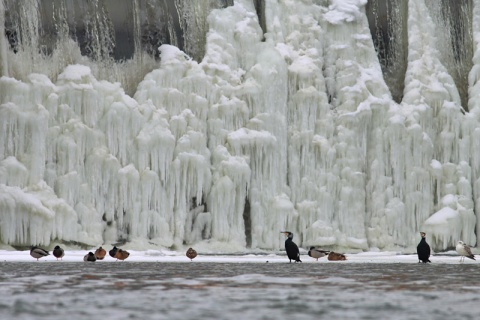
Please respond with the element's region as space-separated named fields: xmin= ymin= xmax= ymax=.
xmin=0 ymin=261 xmax=479 ymax=319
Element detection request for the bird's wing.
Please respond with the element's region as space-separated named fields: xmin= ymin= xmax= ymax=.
xmin=464 ymin=244 xmax=474 ymax=256
xmin=313 ymin=249 xmax=329 ymax=254
xmin=34 ymin=248 xmax=49 ymax=255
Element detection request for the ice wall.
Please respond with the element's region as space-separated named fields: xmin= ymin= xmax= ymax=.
xmin=1 ymin=0 xmax=479 ymax=252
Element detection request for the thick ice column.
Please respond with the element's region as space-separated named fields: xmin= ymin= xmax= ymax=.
xmin=265 ymin=0 xmax=335 ymax=248
xmin=401 ymin=0 xmax=475 ymax=249
xmin=322 ymin=0 xmax=391 ymax=250
xmin=203 ymin=0 xmax=291 ymax=250
xmin=467 ymin=0 xmax=480 ymax=244
xmin=136 ymin=45 xmax=213 ymax=247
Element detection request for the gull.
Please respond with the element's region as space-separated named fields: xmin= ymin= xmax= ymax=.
xmin=456 ymin=241 xmax=476 ymax=262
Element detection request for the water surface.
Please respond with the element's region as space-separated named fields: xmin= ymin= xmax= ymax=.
xmin=0 ymin=262 xmax=478 ymax=319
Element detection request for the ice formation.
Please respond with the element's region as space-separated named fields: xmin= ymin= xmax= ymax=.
xmin=1 ymin=0 xmax=479 ymax=252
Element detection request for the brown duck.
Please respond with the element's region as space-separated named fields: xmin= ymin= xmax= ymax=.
xmin=114 ymin=249 xmax=130 ymax=261
xmin=95 ymin=246 xmax=107 ymax=260
xmin=186 ymin=248 xmax=197 ymax=261
xmin=328 ymin=252 xmax=347 ymax=261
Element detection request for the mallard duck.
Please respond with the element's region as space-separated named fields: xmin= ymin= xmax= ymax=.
xmin=417 ymin=232 xmax=431 ymax=263
xmin=114 ymin=249 xmax=130 ymax=261
xmin=186 ymin=248 xmax=197 ymax=261
xmin=456 ymin=241 xmax=475 ymax=262
xmin=308 ymin=247 xmax=329 ymax=261
xmin=327 ymin=252 xmax=347 ymax=261
xmin=30 ymin=246 xmax=49 ymax=261
xmin=53 ymin=245 xmax=65 ymax=260
xmin=281 ymin=231 xmax=302 ymax=263
xmin=84 ymin=252 xmax=96 ymax=262
xmin=95 ymin=246 xmax=106 ymax=260
xmin=109 ymin=246 xmax=118 ymax=258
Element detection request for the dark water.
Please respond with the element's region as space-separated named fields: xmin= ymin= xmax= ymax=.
xmin=0 ymin=262 xmax=479 ymax=319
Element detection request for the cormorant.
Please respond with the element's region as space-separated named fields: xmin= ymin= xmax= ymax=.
xmin=186 ymin=248 xmax=197 ymax=261
xmin=417 ymin=232 xmax=431 ymax=263
xmin=84 ymin=252 xmax=96 ymax=262
xmin=456 ymin=241 xmax=475 ymax=262
xmin=53 ymin=245 xmax=65 ymax=261
xmin=95 ymin=246 xmax=106 ymax=260
xmin=281 ymin=231 xmax=301 ymax=263
xmin=308 ymin=247 xmax=329 ymax=261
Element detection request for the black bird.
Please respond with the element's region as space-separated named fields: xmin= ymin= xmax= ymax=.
xmin=53 ymin=245 xmax=65 ymax=260
xmin=84 ymin=252 xmax=96 ymax=262
xmin=109 ymin=246 xmax=118 ymax=259
xmin=30 ymin=246 xmax=49 ymax=261
xmin=417 ymin=232 xmax=431 ymax=263
xmin=281 ymin=231 xmax=302 ymax=263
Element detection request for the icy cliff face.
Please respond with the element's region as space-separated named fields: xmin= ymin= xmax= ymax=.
xmin=1 ymin=0 xmax=479 ymax=251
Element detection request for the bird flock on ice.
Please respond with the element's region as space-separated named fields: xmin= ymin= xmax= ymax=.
xmin=27 ymin=232 xmax=476 ymax=263
xmin=30 ymin=245 xmax=130 ymax=262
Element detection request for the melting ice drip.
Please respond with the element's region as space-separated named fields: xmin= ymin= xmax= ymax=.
xmin=0 ymin=0 xmax=479 ymax=252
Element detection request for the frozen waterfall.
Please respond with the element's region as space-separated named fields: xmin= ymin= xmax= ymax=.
xmin=1 ymin=0 xmax=480 ymax=252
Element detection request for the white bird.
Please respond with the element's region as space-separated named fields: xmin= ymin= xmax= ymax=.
xmin=456 ymin=241 xmax=476 ymax=262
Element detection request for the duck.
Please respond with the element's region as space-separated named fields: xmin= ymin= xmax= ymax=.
xmin=53 ymin=245 xmax=65 ymax=261
xmin=281 ymin=231 xmax=302 ymax=263
xmin=95 ymin=246 xmax=107 ymax=260
xmin=84 ymin=252 xmax=96 ymax=262
xmin=456 ymin=241 xmax=475 ymax=262
xmin=308 ymin=247 xmax=330 ymax=261
xmin=327 ymin=252 xmax=347 ymax=261
xmin=186 ymin=248 xmax=197 ymax=261
xmin=30 ymin=246 xmax=49 ymax=261
xmin=114 ymin=249 xmax=130 ymax=261
xmin=109 ymin=246 xmax=118 ymax=259
xmin=416 ymin=232 xmax=431 ymax=263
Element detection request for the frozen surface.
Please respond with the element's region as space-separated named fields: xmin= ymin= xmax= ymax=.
xmin=0 ymin=251 xmax=479 ymax=320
